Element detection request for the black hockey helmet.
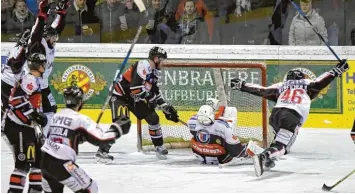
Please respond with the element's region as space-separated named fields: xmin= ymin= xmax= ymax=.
xmin=286 ymin=69 xmax=305 ymax=81
xmin=148 ymin=46 xmax=167 ymax=61
xmin=63 ymin=86 xmax=84 ymax=110
xmin=43 ymin=25 xmax=58 ymax=38
xmin=28 ymin=53 xmax=47 ymax=71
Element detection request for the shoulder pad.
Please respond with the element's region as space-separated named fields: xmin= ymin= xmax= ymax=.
xmin=20 ymin=74 xmax=40 ymax=94
xmin=136 ymin=60 xmax=152 ymax=80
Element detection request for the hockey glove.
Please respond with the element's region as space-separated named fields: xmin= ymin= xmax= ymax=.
xmin=38 ymin=0 xmax=50 ymax=19
xmin=56 ymin=0 xmax=70 ymax=15
xmin=161 ymin=104 xmax=179 ymax=123
xmin=31 ymin=111 xmax=48 ymax=127
xmin=230 ymin=78 xmax=246 ymax=90
xmin=144 ymin=92 xmax=158 ymax=109
xmin=332 ymin=59 xmax=349 ymax=77
xmin=109 ymin=116 xmax=131 ymax=138
xmin=16 ymin=29 xmax=31 ymax=48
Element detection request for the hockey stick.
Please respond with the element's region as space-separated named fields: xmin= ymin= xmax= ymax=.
xmin=95 ymin=0 xmax=146 ymax=124
xmin=289 ymin=0 xmax=341 ymax=62
xmin=322 ymin=169 xmax=355 ymax=191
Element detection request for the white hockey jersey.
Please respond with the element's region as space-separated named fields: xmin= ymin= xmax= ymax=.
xmin=24 ymin=38 xmax=55 ymax=89
xmin=188 ymin=115 xmax=245 ymax=163
xmin=41 ymin=108 xmax=117 ymax=162
xmin=7 ymin=73 xmax=42 ymax=127
xmin=1 ymin=46 xmax=26 ymax=86
xmin=241 ymin=71 xmax=336 ymax=124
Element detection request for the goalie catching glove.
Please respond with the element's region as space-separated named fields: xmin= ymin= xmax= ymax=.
xmin=161 ymin=104 xmax=179 ymax=123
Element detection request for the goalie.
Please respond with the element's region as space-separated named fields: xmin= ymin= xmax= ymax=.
xmin=187 ymin=99 xmax=262 ymax=165
xmin=230 ymin=60 xmax=349 ymax=177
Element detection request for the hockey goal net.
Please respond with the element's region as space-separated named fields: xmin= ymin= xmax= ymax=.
xmin=137 ymin=61 xmax=272 ymax=151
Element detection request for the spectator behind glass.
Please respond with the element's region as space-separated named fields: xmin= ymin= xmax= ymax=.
xmin=177 ymin=0 xmax=207 ymax=44
xmin=288 ymin=0 xmax=328 ymax=45
xmin=65 ymin=0 xmax=99 ymax=42
xmin=6 ymin=0 xmax=35 ymax=34
xmin=145 ymin=0 xmax=171 ymax=43
xmin=118 ymin=0 xmax=141 ymax=43
xmin=2 ymin=0 xmax=12 ymax=33
xmin=175 ymin=0 xmax=213 ymax=43
xmin=95 ymin=0 xmax=123 ymax=43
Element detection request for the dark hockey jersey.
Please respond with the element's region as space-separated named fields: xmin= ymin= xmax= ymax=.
xmin=7 ymin=73 xmax=42 ymax=127
xmin=41 ymin=108 xmax=118 ymax=161
xmin=113 ymin=60 xmax=166 ymax=106
xmin=23 ymin=12 xmax=66 ymax=89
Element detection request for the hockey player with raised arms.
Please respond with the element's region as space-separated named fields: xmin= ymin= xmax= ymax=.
xmin=230 ymin=60 xmax=349 ymax=177
xmin=23 ymin=0 xmax=69 ymax=135
xmin=3 ymin=53 xmax=48 ymax=192
xmin=96 ymin=46 xmax=180 ymax=162
xmin=187 ymin=98 xmax=262 ymax=165
xmin=40 ymin=86 xmax=131 ymax=193
xmin=1 ymin=29 xmax=31 ymax=119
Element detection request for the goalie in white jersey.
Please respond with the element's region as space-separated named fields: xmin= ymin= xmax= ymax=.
xmin=40 ymin=86 xmax=131 ymax=192
xmin=188 ymin=99 xmax=262 ymax=165
xmin=231 ymin=60 xmax=349 ymax=177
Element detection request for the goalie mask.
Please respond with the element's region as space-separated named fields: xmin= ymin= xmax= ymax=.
xmin=197 ymin=105 xmax=215 ymax=126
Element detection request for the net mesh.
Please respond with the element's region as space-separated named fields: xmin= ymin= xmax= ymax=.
xmin=140 ymin=61 xmax=272 ymax=150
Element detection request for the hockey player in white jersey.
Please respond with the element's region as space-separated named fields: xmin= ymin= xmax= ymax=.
xmin=40 ymin=86 xmax=131 ymax=193
xmin=1 ymin=29 xmax=31 ymax=119
xmin=187 ymin=99 xmax=262 ymax=165
xmin=3 ymin=53 xmax=48 ymax=192
xmin=230 ymin=60 xmax=349 ymax=177
xmin=23 ymin=0 xmax=69 ymax=134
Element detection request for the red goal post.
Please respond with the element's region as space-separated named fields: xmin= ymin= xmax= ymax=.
xmin=137 ymin=60 xmax=270 ymax=151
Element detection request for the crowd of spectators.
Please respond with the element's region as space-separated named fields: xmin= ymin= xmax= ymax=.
xmin=1 ymin=0 xmax=355 ymax=45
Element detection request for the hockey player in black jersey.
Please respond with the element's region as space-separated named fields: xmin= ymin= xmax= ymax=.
xmin=3 ymin=53 xmax=48 ymax=192
xmin=41 ymin=86 xmax=131 ymax=193
xmin=231 ymin=60 xmax=349 ymax=177
xmin=24 ymin=0 xmax=69 ymax=135
xmin=96 ymin=46 xmax=180 ymax=162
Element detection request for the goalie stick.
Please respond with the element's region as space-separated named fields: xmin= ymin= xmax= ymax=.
xmin=322 ymin=169 xmax=355 ymax=191
xmin=96 ymin=0 xmax=146 ymax=124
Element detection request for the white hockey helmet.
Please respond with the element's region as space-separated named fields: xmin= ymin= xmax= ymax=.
xmin=197 ymin=105 xmax=215 ymax=126
xmin=206 ymin=98 xmax=220 ymax=111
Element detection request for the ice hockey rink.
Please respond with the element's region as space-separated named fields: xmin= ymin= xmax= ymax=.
xmin=1 ymin=124 xmax=354 ymax=193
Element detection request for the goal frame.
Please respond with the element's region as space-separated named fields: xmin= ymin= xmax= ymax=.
xmin=137 ymin=61 xmax=268 ymax=151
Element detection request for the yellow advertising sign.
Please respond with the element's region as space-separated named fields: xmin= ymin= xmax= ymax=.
xmin=343 ymin=60 xmax=355 ymax=121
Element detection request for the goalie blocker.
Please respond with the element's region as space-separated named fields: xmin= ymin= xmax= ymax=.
xmin=96 ymin=46 xmax=179 ymax=162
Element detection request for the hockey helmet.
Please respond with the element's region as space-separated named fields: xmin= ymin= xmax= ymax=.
xmin=43 ymin=25 xmax=58 ymax=38
xmin=28 ymin=53 xmax=47 ymax=71
xmin=149 ymin=46 xmax=167 ymax=61
xmin=63 ymin=86 xmax=84 ymax=110
xmin=286 ymin=69 xmax=305 ymax=81
xmin=206 ymin=98 xmax=220 ymax=111
xmin=197 ymin=105 xmax=215 ymax=126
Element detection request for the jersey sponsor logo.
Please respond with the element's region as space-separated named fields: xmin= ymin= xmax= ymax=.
xmin=196 ymin=129 xmax=210 ymax=144
xmin=118 ymin=105 xmax=129 ymax=117
xmin=18 ymin=153 xmax=26 ymax=161
xmin=281 ymin=67 xmax=330 ymax=100
xmin=26 ymin=83 xmax=33 ymax=91
xmin=51 ymin=64 xmax=106 ymax=101
xmin=26 ymin=143 xmax=35 ymax=162
xmin=191 ymin=139 xmax=226 ymax=156
xmin=188 ymin=124 xmax=196 ymax=129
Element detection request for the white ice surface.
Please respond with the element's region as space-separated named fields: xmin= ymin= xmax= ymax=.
xmin=1 ymin=125 xmax=355 ymax=193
